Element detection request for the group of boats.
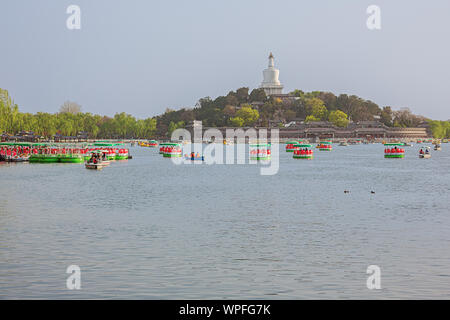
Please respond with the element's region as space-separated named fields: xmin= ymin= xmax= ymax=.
xmin=283 ymin=139 xmax=444 ymax=160
xmin=0 ymin=142 xmax=131 ymax=170
xmin=138 ymin=140 xmax=158 ymax=148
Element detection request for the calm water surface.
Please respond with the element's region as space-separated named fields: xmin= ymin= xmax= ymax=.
xmin=1 ymin=144 xmax=449 ymax=299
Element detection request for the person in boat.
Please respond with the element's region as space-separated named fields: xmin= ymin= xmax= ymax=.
xmin=425 ymin=148 xmax=429 ymax=154
xmin=419 ymin=148 xmax=424 ymax=154
xmin=196 ymin=152 xmax=200 ymax=159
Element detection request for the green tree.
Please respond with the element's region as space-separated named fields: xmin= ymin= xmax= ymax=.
xmin=236 ymin=87 xmax=249 ymax=103
xmin=380 ymin=106 xmax=393 ymax=126
xmin=235 ymin=105 xmax=259 ymax=126
xmin=328 ymin=110 xmax=349 ymax=127
xmin=229 ymin=117 xmax=245 ymax=127
xmin=305 ymin=98 xmax=327 ymax=120
xmin=305 ymin=115 xmax=320 ymax=123
xmin=249 ymin=88 xmax=267 ymax=102
xmin=168 ymin=121 xmax=185 ymax=136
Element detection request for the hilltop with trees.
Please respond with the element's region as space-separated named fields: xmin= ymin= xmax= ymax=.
xmin=155 ymin=87 xmax=434 ymax=134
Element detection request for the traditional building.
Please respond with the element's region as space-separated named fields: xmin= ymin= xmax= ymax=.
xmin=260 ymin=52 xmax=283 ymax=96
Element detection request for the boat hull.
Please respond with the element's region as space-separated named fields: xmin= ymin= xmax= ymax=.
xmin=250 ymin=156 xmax=271 ymax=160
xmin=59 ymin=156 xmax=84 ymax=163
xmin=293 ymin=155 xmax=313 ymax=159
xmin=29 ymin=156 xmax=59 ymax=163
xmin=419 ymin=154 xmax=431 ymax=158
xmin=85 ymin=164 xmax=106 ymax=170
xmin=163 ymin=153 xmax=182 ymax=158
xmin=185 ymin=157 xmax=205 ymax=161
xmin=384 ymin=154 xmax=404 ymax=158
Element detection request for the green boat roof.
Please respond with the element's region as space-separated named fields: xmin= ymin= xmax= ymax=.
xmin=0 ymin=142 xmax=49 ymax=146
xmin=93 ymin=142 xmax=124 ymax=146
xmin=250 ymin=143 xmax=270 ymax=147
xmin=294 ymin=144 xmax=313 ymax=148
xmin=319 ymin=141 xmax=332 ymax=144
xmin=160 ymin=142 xmax=181 ymax=146
xmin=384 ymin=143 xmax=404 ymax=146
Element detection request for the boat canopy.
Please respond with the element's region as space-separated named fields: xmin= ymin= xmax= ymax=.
xmin=294 ymin=144 xmax=312 ymax=148
xmin=160 ymin=142 xmax=181 ymax=146
xmin=93 ymin=142 xmax=124 ymax=147
xmin=250 ymin=143 xmax=270 ymax=147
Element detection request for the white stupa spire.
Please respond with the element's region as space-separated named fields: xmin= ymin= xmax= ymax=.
xmin=268 ymin=52 xmax=274 ymax=67
xmin=260 ymin=52 xmax=283 ymax=95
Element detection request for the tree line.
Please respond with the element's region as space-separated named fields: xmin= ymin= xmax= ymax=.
xmin=1 ymin=89 xmax=156 ymax=139
xmin=2 ymin=87 xmax=449 ymax=139
xmin=155 ymin=87 xmax=437 ymax=134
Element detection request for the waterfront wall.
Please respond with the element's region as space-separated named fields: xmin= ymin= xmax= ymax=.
xmin=185 ymin=121 xmax=430 ymax=142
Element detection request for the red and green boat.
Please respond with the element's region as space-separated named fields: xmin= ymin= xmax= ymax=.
xmin=293 ymin=144 xmax=314 ymax=159
xmin=162 ymin=143 xmax=182 ymax=158
xmin=318 ymin=141 xmax=332 ymax=151
xmin=250 ymin=143 xmax=271 ymax=160
xmin=384 ymin=143 xmax=405 ymax=158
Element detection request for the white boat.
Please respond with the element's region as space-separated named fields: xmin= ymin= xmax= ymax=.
xmin=419 ymin=147 xmax=431 ymax=158
xmin=85 ymin=162 xmax=108 ymax=170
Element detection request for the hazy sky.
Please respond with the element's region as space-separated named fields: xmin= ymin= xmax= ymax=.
xmin=1 ymin=0 xmax=449 ymax=119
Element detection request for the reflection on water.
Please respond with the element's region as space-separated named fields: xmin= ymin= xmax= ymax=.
xmin=0 ymin=144 xmax=450 ymax=299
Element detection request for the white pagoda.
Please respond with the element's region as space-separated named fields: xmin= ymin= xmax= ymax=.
xmin=260 ymin=52 xmax=283 ymax=96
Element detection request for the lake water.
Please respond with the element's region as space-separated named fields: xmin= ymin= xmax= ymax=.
xmin=1 ymin=144 xmax=449 ymax=299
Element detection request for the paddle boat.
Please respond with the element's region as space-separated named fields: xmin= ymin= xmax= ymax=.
xmin=339 ymin=141 xmax=348 ymax=146
xmin=318 ymin=141 xmax=332 ymax=151
xmin=384 ymin=143 xmax=405 ymax=158
xmin=184 ymin=153 xmax=205 ymax=161
xmin=293 ymin=144 xmax=313 ymax=159
xmin=250 ymin=143 xmax=271 ymax=160
xmin=419 ymin=147 xmax=431 ymax=158
xmin=115 ymin=148 xmax=129 ymax=160
xmin=162 ymin=143 xmax=182 ymax=158
xmin=285 ymin=141 xmax=299 ymax=152
xmin=85 ymin=151 xmax=110 ymax=170
xmin=148 ymin=140 xmax=158 ymax=147
xmin=85 ymin=162 xmax=108 ymax=170
xmin=434 ymin=144 xmax=442 ymax=151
